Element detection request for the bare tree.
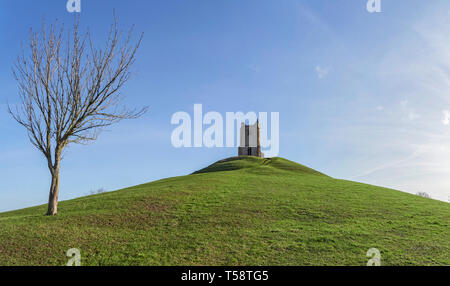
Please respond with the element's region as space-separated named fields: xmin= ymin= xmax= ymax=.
xmin=8 ymin=16 xmax=147 ymax=215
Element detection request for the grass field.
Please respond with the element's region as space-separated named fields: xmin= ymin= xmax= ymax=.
xmin=0 ymin=156 xmax=448 ymax=266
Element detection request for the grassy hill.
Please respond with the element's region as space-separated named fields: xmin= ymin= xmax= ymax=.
xmin=0 ymin=156 xmax=449 ymax=266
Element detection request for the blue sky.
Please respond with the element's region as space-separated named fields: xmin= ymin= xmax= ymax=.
xmin=1 ymin=0 xmax=450 ymax=212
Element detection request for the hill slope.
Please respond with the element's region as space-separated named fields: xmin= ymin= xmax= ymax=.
xmin=0 ymin=156 xmax=449 ymax=266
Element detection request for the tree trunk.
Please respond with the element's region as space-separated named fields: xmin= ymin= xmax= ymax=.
xmin=46 ymin=169 xmax=60 ymax=216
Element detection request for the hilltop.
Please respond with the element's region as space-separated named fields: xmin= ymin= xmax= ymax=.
xmin=0 ymin=156 xmax=448 ymax=265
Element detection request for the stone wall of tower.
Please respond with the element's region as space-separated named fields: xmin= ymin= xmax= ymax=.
xmin=238 ymin=121 xmax=263 ymax=158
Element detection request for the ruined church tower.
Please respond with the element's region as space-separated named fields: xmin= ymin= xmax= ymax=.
xmin=238 ymin=121 xmax=263 ymax=158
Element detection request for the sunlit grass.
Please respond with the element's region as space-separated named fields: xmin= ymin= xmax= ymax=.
xmin=0 ymin=156 xmax=448 ymax=265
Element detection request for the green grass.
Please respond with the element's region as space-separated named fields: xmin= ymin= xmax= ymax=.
xmin=0 ymin=156 xmax=449 ymax=266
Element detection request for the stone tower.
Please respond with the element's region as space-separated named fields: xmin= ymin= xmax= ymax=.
xmin=238 ymin=121 xmax=263 ymax=158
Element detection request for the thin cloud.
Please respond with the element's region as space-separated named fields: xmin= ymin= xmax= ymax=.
xmin=442 ymin=110 xmax=450 ymax=125
xmin=343 ymin=5 xmax=450 ymax=202
xmin=350 ymin=148 xmax=421 ymax=180
xmin=315 ymin=65 xmax=330 ymax=79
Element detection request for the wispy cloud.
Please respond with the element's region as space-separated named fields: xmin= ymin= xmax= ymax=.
xmin=315 ymin=65 xmax=330 ymax=79
xmin=400 ymin=100 xmax=420 ymax=121
xmin=442 ymin=110 xmax=450 ymax=125
xmin=248 ymin=64 xmax=261 ymax=73
xmin=350 ymin=148 xmax=421 ymax=180
xmin=338 ymin=5 xmax=450 ymax=202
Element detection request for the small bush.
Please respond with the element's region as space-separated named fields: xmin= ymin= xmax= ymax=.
xmin=89 ymin=188 xmax=106 ymax=195
xmin=416 ymin=192 xmax=431 ymax=199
